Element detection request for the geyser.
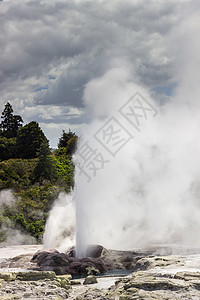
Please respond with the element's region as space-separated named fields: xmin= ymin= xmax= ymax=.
xmin=75 ymin=77 xmax=200 ymax=257
xmin=73 ymin=3 xmax=200 ymax=258
xmin=43 ymin=1 xmax=200 ymax=259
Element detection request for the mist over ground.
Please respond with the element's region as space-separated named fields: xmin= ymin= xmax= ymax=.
xmin=0 ymin=190 xmax=36 ymax=246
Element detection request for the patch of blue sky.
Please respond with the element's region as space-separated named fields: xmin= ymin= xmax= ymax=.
xmin=48 ymin=75 xmax=56 ymax=80
xmin=35 ymin=84 xmax=48 ymax=92
xmin=153 ymin=83 xmax=177 ymax=96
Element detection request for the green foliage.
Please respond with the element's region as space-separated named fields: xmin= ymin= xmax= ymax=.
xmin=17 ymin=185 xmax=60 ymax=213
xmin=16 ymin=121 xmax=48 ymax=159
xmin=0 ymin=213 xmax=15 ymax=243
xmin=0 ymin=205 xmax=20 ymax=243
xmin=55 ymin=147 xmax=69 ymax=156
xmin=57 ymin=129 xmax=78 ymax=157
xmin=0 ymin=185 xmax=60 ymax=242
xmin=13 ymin=185 xmax=60 ymax=240
xmin=66 ymin=136 xmax=78 ymax=155
xmin=0 ymin=154 xmax=75 ymax=193
xmin=0 ymin=137 xmax=16 ymax=161
xmin=0 ymin=121 xmax=77 ymax=244
xmin=32 ymin=140 xmax=57 ymax=184
xmin=53 ymin=151 xmax=75 ymax=190
xmin=13 ymin=212 xmax=46 ymax=239
xmin=0 ymin=102 xmax=23 ymax=138
xmin=58 ymin=129 xmax=76 ymax=148
xmin=0 ymin=159 xmax=37 ymax=191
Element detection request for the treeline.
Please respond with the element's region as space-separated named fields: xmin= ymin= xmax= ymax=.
xmin=0 ymin=102 xmax=78 ymax=243
xmin=0 ymin=102 xmax=77 ymax=161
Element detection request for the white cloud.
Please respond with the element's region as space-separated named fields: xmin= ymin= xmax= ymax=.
xmin=0 ymin=0 xmax=197 ymax=146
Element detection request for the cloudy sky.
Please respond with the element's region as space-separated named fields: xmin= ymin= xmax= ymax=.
xmin=0 ymin=0 xmax=197 ymax=147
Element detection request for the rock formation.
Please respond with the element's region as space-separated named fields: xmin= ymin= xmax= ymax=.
xmin=31 ymin=247 xmax=107 ymax=276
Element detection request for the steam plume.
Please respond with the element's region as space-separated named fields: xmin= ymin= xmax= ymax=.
xmin=44 ymin=2 xmax=200 ymax=257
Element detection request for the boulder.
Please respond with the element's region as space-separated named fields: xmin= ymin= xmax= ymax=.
xmin=86 ymin=245 xmax=104 ymax=258
xmin=31 ymin=249 xmax=61 ymax=266
xmin=174 ymin=271 xmax=200 ymax=281
xmin=0 ymin=278 xmax=4 ymax=288
xmin=55 ymin=275 xmax=71 ymax=290
xmin=0 ymin=272 xmax=16 ymax=281
xmin=68 ymin=244 xmax=106 ymax=258
xmin=30 ymin=249 xmax=107 ymax=276
xmin=56 ymin=274 xmax=72 ymax=281
xmin=16 ymin=271 xmax=56 ymax=281
xmin=83 ymin=275 xmax=98 ymax=285
xmin=71 ymin=280 xmax=81 ymax=285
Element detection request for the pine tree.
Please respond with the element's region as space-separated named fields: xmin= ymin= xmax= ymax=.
xmin=33 ymin=140 xmax=57 ymax=183
xmin=16 ymin=121 xmax=47 ymax=159
xmin=0 ymin=102 xmax=23 ymax=138
xmin=58 ymin=129 xmax=76 ymax=148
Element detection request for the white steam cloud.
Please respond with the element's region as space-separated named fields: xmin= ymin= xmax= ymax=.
xmin=43 ymin=192 xmax=75 ymax=252
xmin=0 ymin=189 xmax=15 ymax=206
xmin=75 ymin=3 xmax=200 ymax=256
xmin=0 ymin=190 xmax=36 ymax=246
xmin=44 ymin=2 xmax=200 ymax=256
xmin=75 ymin=72 xmax=200 ymax=257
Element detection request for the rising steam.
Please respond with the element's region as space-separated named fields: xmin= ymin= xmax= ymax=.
xmin=0 ymin=190 xmax=36 ymax=246
xmin=44 ymin=2 xmax=200 ymax=257
xmin=74 ymin=70 xmax=200 ymax=257
xmin=43 ymin=192 xmax=75 ymax=252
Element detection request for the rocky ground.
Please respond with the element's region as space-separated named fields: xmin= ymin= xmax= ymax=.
xmin=1 ymin=245 xmax=200 ymax=299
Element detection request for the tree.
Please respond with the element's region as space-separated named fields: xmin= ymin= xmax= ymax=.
xmin=0 ymin=137 xmax=16 ymax=161
xmin=33 ymin=139 xmax=57 ymax=183
xmin=66 ymin=136 xmax=78 ymax=155
xmin=57 ymin=129 xmax=78 ymax=156
xmin=16 ymin=121 xmax=48 ymax=159
xmin=54 ymin=151 xmax=75 ymax=190
xmin=0 ymin=102 xmax=23 ymax=138
xmin=58 ymin=129 xmax=76 ymax=148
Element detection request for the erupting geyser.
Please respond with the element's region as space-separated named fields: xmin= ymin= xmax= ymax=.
xmin=44 ymin=2 xmax=200 ymax=258
xmin=74 ymin=80 xmax=200 ymax=258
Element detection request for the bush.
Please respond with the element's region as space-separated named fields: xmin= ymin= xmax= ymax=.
xmin=0 ymin=159 xmax=37 ymax=191
xmin=0 ymin=137 xmax=16 ymax=161
xmin=0 ymin=185 xmax=60 ymax=242
xmin=53 ymin=153 xmax=75 ymax=191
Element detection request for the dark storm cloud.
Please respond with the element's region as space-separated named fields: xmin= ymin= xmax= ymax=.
xmin=38 ymin=0 xmax=180 ymax=107
xmin=0 ymin=2 xmax=87 ymax=81
xmin=0 ymin=0 xmax=178 ymax=98
xmin=35 ymin=66 xmax=92 ymax=108
xmin=0 ymin=0 xmax=190 ymax=146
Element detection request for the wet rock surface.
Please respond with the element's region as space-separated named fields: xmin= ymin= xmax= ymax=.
xmin=106 ymin=270 xmax=200 ymax=300
xmin=71 ymin=257 xmax=200 ymax=299
xmin=83 ymin=275 xmax=98 ymax=285
xmin=2 ymin=269 xmax=200 ymax=300
xmin=31 ymin=247 xmax=107 ymax=276
xmin=0 ymin=245 xmax=154 ymax=276
xmin=0 ymin=271 xmax=71 ymax=299
xmin=2 ymin=245 xmax=200 ymax=299
xmin=67 ymin=245 xmax=153 ymax=274
xmin=68 ymin=245 xmax=106 ymax=259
